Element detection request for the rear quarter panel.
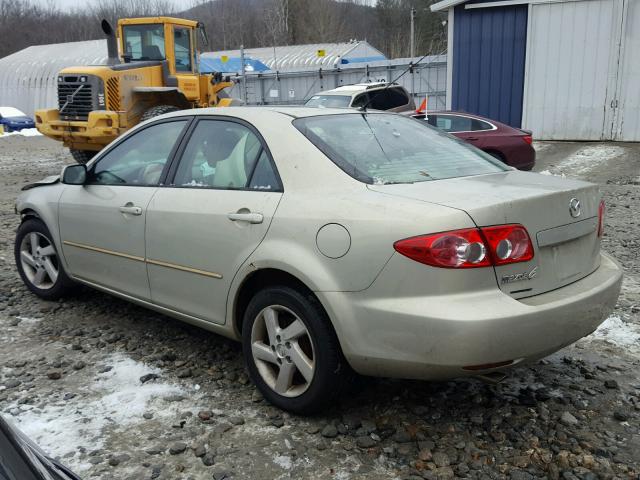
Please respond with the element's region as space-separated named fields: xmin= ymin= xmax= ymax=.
xmin=242 ymin=188 xmax=477 ymax=293
xmin=481 ymin=133 xmax=535 ymax=169
xmin=223 ymin=111 xmax=479 ymax=296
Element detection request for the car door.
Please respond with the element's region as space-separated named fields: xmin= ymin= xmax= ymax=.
xmin=145 ymin=117 xmax=283 ymax=324
xmin=58 ymin=118 xmax=190 ymax=300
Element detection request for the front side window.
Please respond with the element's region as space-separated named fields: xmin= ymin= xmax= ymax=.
xmin=305 ymin=95 xmax=352 ymax=108
xmin=173 ymin=120 xmax=279 ymax=190
xmin=174 ymin=26 xmax=193 ymax=72
xmin=294 ymin=113 xmax=507 ymax=184
xmin=123 ymin=24 xmax=166 ymax=61
xmin=89 ymin=120 xmax=187 ymax=186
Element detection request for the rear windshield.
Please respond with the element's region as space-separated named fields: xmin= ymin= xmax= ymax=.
xmin=305 ymin=95 xmax=352 ymax=108
xmin=293 ymin=113 xmax=507 ymax=184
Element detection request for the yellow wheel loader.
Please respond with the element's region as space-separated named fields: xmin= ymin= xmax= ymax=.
xmin=35 ymin=17 xmax=240 ymax=163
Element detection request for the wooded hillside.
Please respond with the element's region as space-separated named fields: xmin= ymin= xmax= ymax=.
xmin=0 ymin=0 xmax=446 ymax=60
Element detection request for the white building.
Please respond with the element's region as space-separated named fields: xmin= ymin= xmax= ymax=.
xmin=432 ymin=0 xmax=640 ymax=141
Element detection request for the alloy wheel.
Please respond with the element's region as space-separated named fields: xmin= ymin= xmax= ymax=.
xmin=19 ymin=232 xmax=59 ymax=290
xmin=250 ymin=305 xmax=316 ymax=397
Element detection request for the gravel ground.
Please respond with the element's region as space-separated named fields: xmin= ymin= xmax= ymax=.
xmin=0 ymin=134 xmax=639 ymax=480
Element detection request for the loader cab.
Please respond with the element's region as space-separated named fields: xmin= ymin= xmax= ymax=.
xmin=118 ymin=17 xmax=198 ymax=75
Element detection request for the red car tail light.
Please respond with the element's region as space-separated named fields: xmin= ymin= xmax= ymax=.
xmin=522 ymin=135 xmax=533 ymax=145
xmin=394 ymin=224 xmax=534 ymax=268
xmin=597 ymin=200 xmax=605 ymax=237
xmin=480 ymin=224 xmax=534 ymax=265
xmin=394 ymin=228 xmax=491 ymax=268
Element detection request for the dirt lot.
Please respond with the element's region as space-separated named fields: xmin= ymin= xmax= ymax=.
xmin=1 ymin=134 xmax=639 ymax=480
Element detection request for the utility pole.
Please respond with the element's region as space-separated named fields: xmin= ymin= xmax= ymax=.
xmin=410 ymin=8 xmax=416 ymax=58
xmin=240 ymin=45 xmax=248 ymax=104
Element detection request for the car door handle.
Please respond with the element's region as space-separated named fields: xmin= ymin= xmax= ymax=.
xmin=119 ymin=204 xmax=143 ymax=216
xmin=227 ymin=212 xmax=263 ymax=224
xmin=466 ymin=136 xmax=479 ymax=141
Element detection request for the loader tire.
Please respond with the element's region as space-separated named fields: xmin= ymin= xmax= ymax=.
xmin=140 ymin=105 xmax=180 ymax=122
xmin=70 ymin=149 xmax=96 ymax=164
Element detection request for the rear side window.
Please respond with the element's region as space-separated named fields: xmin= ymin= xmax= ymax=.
xmin=351 ymin=93 xmax=369 ymax=108
xmin=433 ymin=114 xmax=494 ymax=132
xmin=172 ymin=119 xmax=280 ymax=190
xmin=370 ymin=88 xmax=409 ymax=110
xmin=294 ymin=113 xmax=507 ymax=184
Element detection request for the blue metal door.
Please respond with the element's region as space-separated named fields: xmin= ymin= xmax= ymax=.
xmin=452 ymin=4 xmax=528 ymax=127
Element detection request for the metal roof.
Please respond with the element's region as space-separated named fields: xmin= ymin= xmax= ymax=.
xmin=201 ymin=41 xmax=386 ymax=71
xmin=431 ymin=0 xmax=538 ymax=12
xmin=430 ymin=0 xmax=468 ymax=11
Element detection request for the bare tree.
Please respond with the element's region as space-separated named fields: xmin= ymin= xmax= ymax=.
xmin=0 ymin=0 xmax=447 ymax=60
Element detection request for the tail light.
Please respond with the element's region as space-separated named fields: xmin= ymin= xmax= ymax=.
xmin=480 ymin=225 xmax=534 ymax=265
xmin=394 ymin=224 xmax=534 ymax=269
xmin=597 ymin=200 xmax=605 ymax=237
xmin=394 ymin=228 xmax=491 ymax=268
xmin=522 ymin=135 xmax=533 ymax=145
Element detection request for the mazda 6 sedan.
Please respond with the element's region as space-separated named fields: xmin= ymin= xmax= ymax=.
xmin=14 ymin=107 xmax=622 ymax=413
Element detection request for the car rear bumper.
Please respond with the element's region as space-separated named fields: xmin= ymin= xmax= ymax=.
xmin=319 ymin=252 xmax=622 ymax=380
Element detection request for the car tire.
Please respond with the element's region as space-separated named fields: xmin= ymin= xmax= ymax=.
xmin=15 ymin=219 xmax=75 ymax=300
xmin=70 ymin=149 xmax=96 ymax=164
xmin=140 ymin=105 xmax=180 ymax=122
xmin=242 ymin=286 xmax=351 ymax=414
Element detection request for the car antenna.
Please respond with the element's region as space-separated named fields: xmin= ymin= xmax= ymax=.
xmin=358 ymin=49 xmax=444 ymax=112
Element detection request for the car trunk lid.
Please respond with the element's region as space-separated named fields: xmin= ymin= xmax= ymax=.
xmin=369 ymin=171 xmax=601 ymax=298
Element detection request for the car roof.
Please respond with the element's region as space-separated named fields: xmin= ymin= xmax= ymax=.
xmin=162 ymin=105 xmax=389 ymax=120
xmin=0 ymin=106 xmax=26 ymax=117
xmin=413 ymin=110 xmax=520 ymax=132
xmin=311 ymin=82 xmax=401 ymax=96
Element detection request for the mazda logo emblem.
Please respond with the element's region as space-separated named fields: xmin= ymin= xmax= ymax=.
xmin=569 ymin=198 xmax=581 ymax=218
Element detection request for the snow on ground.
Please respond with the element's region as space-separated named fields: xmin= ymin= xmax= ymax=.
xmin=15 ymin=316 xmax=43 ymax=325
xmin=552 ymin=144 xmax=626 ymax=176
xmin=7 ymin=352 xmax=194 ymax=471
xmin=0 ymin=128 xmax=41 ymax=138
xmin=591 ymin=315 xmax=640 ymax=354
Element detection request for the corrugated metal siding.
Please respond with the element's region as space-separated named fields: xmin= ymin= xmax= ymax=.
xmin=452 ymin=3 xmax=527 ymax=127
xmin=226 ymin=56 xmax=446 ymax=108
xmin=202 ymin=41 xmax=386 ymax=71
xmin=0 ymin=40 xmax=108 ymax=117
xmin=522 ymin=0 xmax=621 ymax=140
xmin=615 ymin=0 xmax=640 ymax=141
xmin=0 ymin=39 xmax=388 ymax=117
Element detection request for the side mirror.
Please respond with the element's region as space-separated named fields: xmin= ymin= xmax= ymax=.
xmin=61 ymin=164 xmax=87 ymax=185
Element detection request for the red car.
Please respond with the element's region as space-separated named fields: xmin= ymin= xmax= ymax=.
xmin=411 ymin=111 xmax=535 ymax=171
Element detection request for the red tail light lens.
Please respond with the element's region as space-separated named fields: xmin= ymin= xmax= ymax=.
xmin=394 ymin=224 xmax=534 ymax=268
xmin=480 ymin=224 xmax=534 ymax=265
xmin=597 ymin=200 xmax=605 ymax=237
xmin=394 ymin=228 xmax=491 ymax=268
xmin=522 ymin=135 xmax=533 ymax=145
